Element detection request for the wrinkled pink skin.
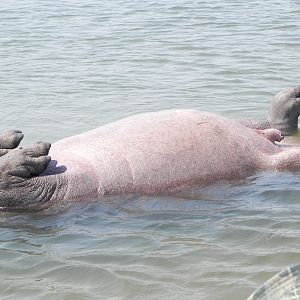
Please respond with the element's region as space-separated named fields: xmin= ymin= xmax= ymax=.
xmin=256 ymin=128 xmax=284 ymax=143
xmin=43 ymin=109 xmax=300 ymax=205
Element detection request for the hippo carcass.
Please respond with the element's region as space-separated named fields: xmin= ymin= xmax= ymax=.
xmin=0 ymin=109 xmax=298 ymax=210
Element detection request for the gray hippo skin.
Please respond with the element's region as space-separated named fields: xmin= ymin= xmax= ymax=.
xmin=0 ymin=109 xmax=299 ymax=210
xmin=0 ymin=130 xmax=24 ymax=156
xmin=239 ymin=86 xmax=300 ymax=135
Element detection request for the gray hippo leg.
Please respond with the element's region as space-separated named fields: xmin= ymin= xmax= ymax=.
xmin=268 ymin=86 xmax=300 ymax=134
xmin=1 ymin=142 xmax=51 ymax=178
xmin=0 ymin=142 xmax=52 ymax=209
xmin=0 ymin=130 xmax=24 ymax=156
xmin=238 ymin=86 xmax=300 ymax=135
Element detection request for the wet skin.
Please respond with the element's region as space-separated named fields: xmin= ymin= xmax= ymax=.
xmin=0 ymin=110 xmax=298 ymax=211
xmin=239 ymin=86 xmax=300 ymax=135
xmin=0 ymin=87 xmax=299 ymax=210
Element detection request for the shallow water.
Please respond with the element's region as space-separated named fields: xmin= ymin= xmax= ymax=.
xmin=1 ymin=0 xmax=300 ymax=299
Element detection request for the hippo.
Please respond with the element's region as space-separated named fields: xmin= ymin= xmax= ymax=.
xmin=0 ymin=106 xmax=299 ymax=210
xmin=238 ymin=86 xmax=300 ymax=135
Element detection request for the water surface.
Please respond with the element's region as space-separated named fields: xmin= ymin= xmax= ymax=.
xmin=1 ymin=0 xmax=300 ymax=299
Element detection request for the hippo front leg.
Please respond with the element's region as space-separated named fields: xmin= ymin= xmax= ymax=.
xmin=256 ymin=128 xmax=284 ymax=143
xmin=0 ymin=130 xmax=24 ymax=156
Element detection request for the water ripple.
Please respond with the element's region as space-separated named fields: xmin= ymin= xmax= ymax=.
xmin=1 ymin=0 xmax=300 ymax=299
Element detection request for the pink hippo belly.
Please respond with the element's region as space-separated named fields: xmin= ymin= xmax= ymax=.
xmin=48 ymin=109 xmax=278 ymax=199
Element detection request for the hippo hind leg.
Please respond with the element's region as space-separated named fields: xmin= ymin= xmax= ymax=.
xmin=0 ymin=130 xmax=24 ymax=156
xmin=0 ymin=142 xmax=52 ymax=209
xmin=3 ymin=142 xmax=51 ymax=178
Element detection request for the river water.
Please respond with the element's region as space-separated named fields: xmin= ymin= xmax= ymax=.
xmin=1 ymin=0 xmax=300 ymax=299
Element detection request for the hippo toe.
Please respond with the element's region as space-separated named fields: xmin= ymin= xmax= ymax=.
xmin=0 ymin=130 xmax=24 ymax=157
xmin=0 ymin=142 xmax=52 ymax=209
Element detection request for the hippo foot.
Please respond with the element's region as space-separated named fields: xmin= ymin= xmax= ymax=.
xmin=0 ymin=142 xmax=51 ymax=179
xmin=257 ymin=128 xmax=284 ymax=143
xmin=0 ymin=142 xmax=52 ymax=209
xmin=0 ymin=130 xmax=24 ymax=157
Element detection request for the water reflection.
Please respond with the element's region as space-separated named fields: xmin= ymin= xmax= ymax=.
xmin=0 ymin=172 xmax=299 ymax=299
